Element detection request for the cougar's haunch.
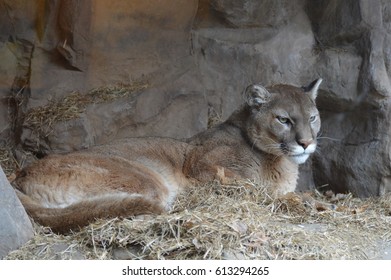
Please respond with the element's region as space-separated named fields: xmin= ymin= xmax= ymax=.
xmin=13 ymin=79 xmax=322 ymax=233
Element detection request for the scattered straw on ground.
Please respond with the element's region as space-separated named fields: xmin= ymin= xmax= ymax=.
xmin=0 ymin=146 xmax=35 ymax=179
xmin=24 ymin=81 xmax=149 ymax=137
xmin=5 ymin=181 xmax=391 ymax=260
xmin=0 ymin=147 xmax=18 ymax=177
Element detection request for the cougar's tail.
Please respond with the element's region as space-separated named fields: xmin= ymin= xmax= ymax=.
xmin=15 ymin=190 xmax=164 ymax=234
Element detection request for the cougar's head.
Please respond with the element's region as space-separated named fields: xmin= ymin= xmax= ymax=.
xmin=244 ymin=79 xmax=322 ymax=164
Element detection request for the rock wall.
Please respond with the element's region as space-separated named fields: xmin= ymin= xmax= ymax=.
xmin=0 ymin=166 xmax=33 ymax=259
xmin=0 ymin=0 xmax=205 ymax=154
xmin=0 ymin=0 xmax=390 ymax=198
xmin=306 ymin=0 xmax=391 ymax=196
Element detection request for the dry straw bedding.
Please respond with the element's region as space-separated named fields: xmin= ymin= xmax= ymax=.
xmin=0 ymin=148 xmax=19 ymax=178
xmin=5 ymin=181 xmax=391 ymax=260
xmin=23 ymin=81 xmax=149 ymax=137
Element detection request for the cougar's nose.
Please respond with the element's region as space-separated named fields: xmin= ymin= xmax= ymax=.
xmin=298 ymin=139 xmax=313 ymax=149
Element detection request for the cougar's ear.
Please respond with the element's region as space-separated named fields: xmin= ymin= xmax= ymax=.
xmin=302 ymin=78 xmax=322 ymax=100
xmin=243 ymin=84 xmax=271 ymax=107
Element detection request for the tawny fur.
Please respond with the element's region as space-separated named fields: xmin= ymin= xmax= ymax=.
xmin=13 ymin=80 xmax=322 ymax=233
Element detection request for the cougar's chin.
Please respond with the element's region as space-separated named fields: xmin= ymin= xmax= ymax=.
xmin=288 ymin=153 xmax=310 ymax=164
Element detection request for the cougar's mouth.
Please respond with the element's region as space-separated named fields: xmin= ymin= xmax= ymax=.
xmin=280 ymin=143 xmax=314 ymax=164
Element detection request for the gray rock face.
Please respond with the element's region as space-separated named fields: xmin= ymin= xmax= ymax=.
xmin=0 ymin=167 xmax=33 ymax=259
xmin=306 ymin=0 xmax=391 ymax=196
xmin=0 ymin=0 xmax=390 ymax=197
xmin=210 ymin=0 xmax=302 ymax=28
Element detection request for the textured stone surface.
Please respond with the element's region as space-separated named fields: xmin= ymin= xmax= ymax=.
xmin=306 ymin=0 xmax=391 ymax=196
xmin=0 ymin=0 xmax=390 ymax=197
xmin=0 ymin=0 xmax=202 ymax=147
xmin=0 ymin=167 xmax=33 ymax=259
xmin=210 ymin=0 xmax=302 ymax=28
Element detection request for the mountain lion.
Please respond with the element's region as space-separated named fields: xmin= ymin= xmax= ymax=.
xmin=13 ymin=79 xmax=322 ymax=233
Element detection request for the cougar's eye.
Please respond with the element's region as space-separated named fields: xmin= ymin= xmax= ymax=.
xmin=277 ymin=116 xmax=289 ymax=124
xmin=309 ymin=115 xmax=317 ymax=123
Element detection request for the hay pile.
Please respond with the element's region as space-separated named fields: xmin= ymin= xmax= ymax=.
xmin=24 ymin=81 xmax=149 ymax=137
xmin=5 ymin=181 xmax=391 ymax=260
